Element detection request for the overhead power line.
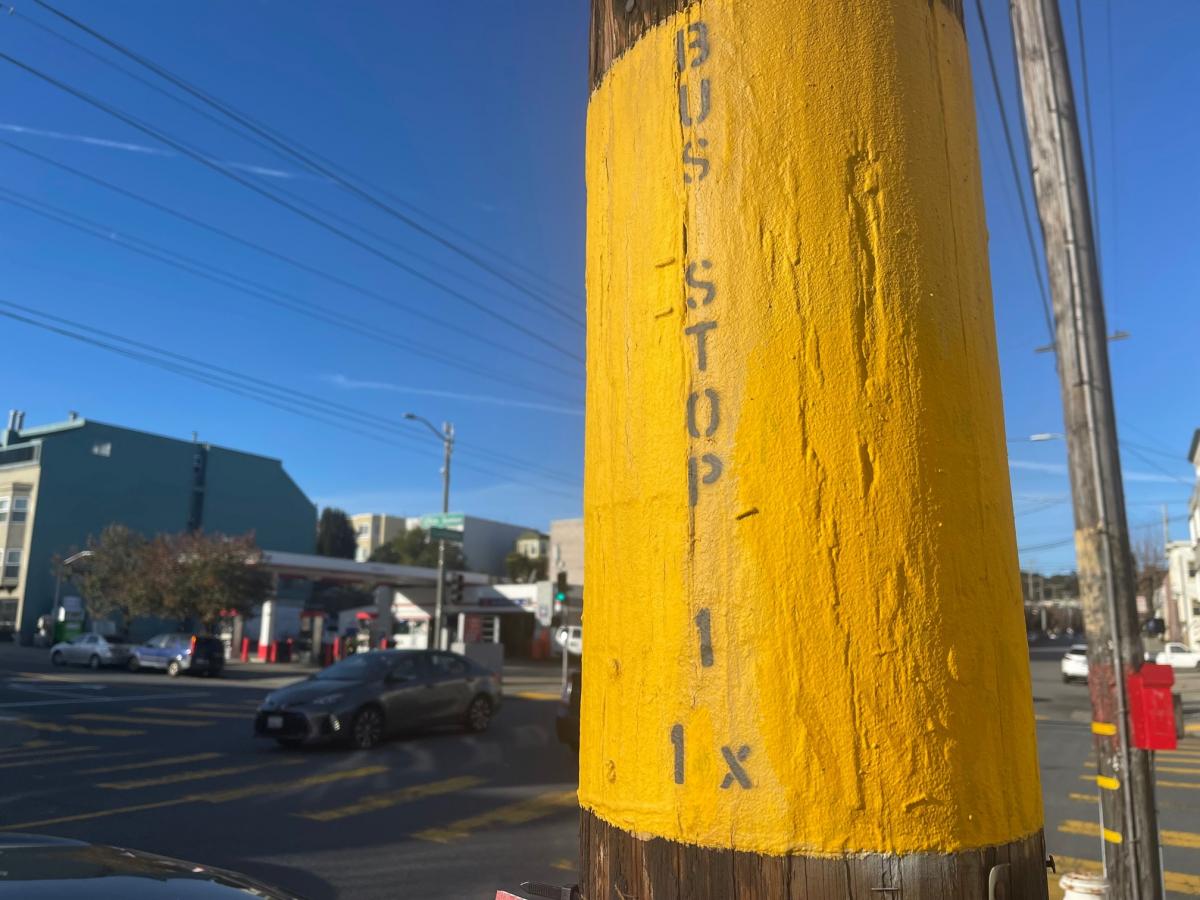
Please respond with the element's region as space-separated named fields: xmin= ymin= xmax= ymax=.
xmin=0 ymin=0 xmax=583 ymax=317
xmin=971 ymin=0 xmax=1054 ymax=343
xmin=25 ymin=0 xmax=585 ymax=329
xmin=0 ymin=50 xmax=584 ymax=364
xmin=0 ymin=138 xmax=581 ymax=382
xmin=1072 ymin=0 xmax=1106 ymax=298
xmin=0 ymin=185 xmax=580 ymax=404
xmin=0 ymin=300 xmax=583 ymax=496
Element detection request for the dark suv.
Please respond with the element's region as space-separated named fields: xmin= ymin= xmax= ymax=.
xmin=129 ymin=633 xmax=225 ymax=677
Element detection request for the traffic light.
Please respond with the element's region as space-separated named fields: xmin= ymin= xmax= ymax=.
xmin=555 ymin=571 xmax=568 ymax=605
xmin=449 ymin=572 xmax=465 ymax=605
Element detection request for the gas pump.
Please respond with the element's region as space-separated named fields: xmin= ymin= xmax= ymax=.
xmin=54 ymin=596 xmax=84 ymax=644
xmin=298 ymin=610 xmax=326 ymax=665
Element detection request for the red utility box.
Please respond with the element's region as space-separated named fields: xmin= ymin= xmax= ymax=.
xmin=1127 ymin=663 xmax=1176 ymax=751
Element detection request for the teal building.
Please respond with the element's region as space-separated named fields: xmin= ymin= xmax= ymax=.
xmin=0 ymin=410 xmax=315 ymax=640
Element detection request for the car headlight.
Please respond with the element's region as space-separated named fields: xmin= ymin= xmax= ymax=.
xmin=309 ymin=693 xmax=344 ymax=707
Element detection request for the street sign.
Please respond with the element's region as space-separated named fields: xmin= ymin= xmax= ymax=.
xmin=420 ymin=512 xmax=465 ymax=531
xmin=429 ymin=526 xmax=464 ymax=543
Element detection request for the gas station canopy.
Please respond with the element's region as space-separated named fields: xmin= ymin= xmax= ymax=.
xmin=253 ymin=551 xmax=492 ymax=589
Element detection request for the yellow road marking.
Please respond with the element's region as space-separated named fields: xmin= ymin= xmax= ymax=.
xmin=98 ymin=758 xmax=303 ymax=790
xmin=0 ymin=750 xmax=132 ymax=770
xmin=295 ymin=775 xmax=484 ymax=822
xmin=132 ymin=706 xmax=248 ymax=720
xmin=0 ymin=744 xmax=94 ymax=764
xmin=551 ymin=859 xmax=576 ymax=871
xmin=1186 ymin=723 xmax=1200 ymax=735
xmin=1159 ymin=780 xmax=1200 ymax=790
xmin=2 ymin=765 xmax=388 ymax=831
xmin=1090 ymin=721 xmax=1117 ymax=736
xmin=205 ymin=765 xmax=388 ymax=803
xmin=1068 ymin=792 xmax=1098 ymax=803
xmin=0 ymin=739 xmax=60 ymax=754
xmin=414 ymin=790 xmax=577 ymax=844
xmin=17 ymin=719 xmax=142 ymax=737
xmin=1157 ymin=765 xmax=1200 ymax=775
xmin=1082 ymin=774 xmax=1200 ymax=790
xmin=512 ymin=691 xmax=559 ymax=702
xmin=1050 ymin=855 xmax=1200 ymax=896
xmin=82 ymin=752 xmax=224 ymax=775
xmin=72 ymin=713 xmax=211 ymax=728
xmin=1060 ymin=819 xmax=1200 ymax=849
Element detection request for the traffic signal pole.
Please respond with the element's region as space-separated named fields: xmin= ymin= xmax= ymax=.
xmin=581 ymin=1 xmax=1047 ymax=895
xmin=1010 ymin=0 xmax=1162 ymax=894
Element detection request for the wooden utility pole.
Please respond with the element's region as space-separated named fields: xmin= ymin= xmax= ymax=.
xmin=1010 ymin=0 xmax=1163 ymax=896
xmin=580 ymin=1 xmax=1047 ymax=896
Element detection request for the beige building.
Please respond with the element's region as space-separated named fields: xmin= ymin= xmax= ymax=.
xmin=515 ymin=531 xmax=548 ymax=560
xmin=350 ymin=513 xmax=407 ymax=563
xmin=0 ymin=427 xmax=38 ymax=634
xmin=549 ymin=517 xmax=584 ymax=586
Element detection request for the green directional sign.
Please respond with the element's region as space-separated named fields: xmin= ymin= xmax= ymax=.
xmin=420 ymin=512 xmax=465 ymax=531
xmin=429 ymin=526 xmax=464 ymax=543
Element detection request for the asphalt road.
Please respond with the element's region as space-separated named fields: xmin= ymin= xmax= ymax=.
xmin=3 ymin=643 xmax=1198 ymax=899
xmin=1031 ymin=644 xmax=1200 ymax=898
xmin=0 ymin=645 xmax=579 ymax=900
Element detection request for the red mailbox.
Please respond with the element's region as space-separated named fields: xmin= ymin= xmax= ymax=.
xmin=1127 ymin=663 xmax=1176 ymax=751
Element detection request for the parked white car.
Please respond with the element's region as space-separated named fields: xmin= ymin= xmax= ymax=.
xmin=555 ymin=625 xmax=582 ymax=657
xmin=1155 ymin=642 xmax=1200 ymax=670
xmin=1061 ymin=644 xmax=1089 ymax=683
xmin=50 ymin=633 xmax=130 ymax=669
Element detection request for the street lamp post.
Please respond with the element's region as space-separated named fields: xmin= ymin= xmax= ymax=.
xmin=405 ymin=413 xmax=454 ymax=650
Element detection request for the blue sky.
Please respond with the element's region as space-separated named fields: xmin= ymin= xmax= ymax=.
xmin=1 ymin=2 xmax=1194 ymax=571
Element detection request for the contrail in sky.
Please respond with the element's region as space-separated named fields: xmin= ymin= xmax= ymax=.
xmin=0 ymin=122 xmax=303 ymax=179
xmin=325 ymin=374 xmax=583 ymax=417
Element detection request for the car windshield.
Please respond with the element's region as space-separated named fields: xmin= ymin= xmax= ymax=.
xmin=313 ymin=653 xmax=389 ymax=681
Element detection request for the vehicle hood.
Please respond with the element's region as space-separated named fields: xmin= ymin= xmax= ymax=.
xmin=0 ymin=833 xmax=301 ymax=898
xmin=261 ymin=678 xmax=367 ymax=710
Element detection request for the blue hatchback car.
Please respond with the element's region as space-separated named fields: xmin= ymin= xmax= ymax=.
xmin=128 ymin=633 xmax=225 ymax=677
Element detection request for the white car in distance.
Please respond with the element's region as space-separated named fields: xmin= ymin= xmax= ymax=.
xmin=555 ymin=625 xmax=582 ymax=657
xmin=1061 ymin=644 xmax=1089 ymax=683
xmin=1155 ymin=642 xmax=1200 ymax=670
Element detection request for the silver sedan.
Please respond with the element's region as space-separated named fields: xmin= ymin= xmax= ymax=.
xmin=49 ymin=633 xmax=131 ymax=669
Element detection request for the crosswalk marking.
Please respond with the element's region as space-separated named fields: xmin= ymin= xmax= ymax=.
xmin=512 ymin=691 xmax=560 ymax=701
xmin=1 ymin=765 xmax=388 ymax=831
xmin=1060 ymin=819 xmax=1200 ymax=849
xmin=72 ymin=712 xmax=212 ymax=728
xmin=414 ymin=790 xmax=577 ymax=844
xmin=295 ymin=775 xmax=484 ymax=822
xmin=82 ymin=752 xmax=224 ymax=775
xmin=134 ymin=706 xmax=248 ymax=720
xmin=16 ymin=718 xmax=142 ymax=737
xmin=1068 ymin=792 xmax=1098 ymax=803
xmin=98 ymin=758 xmax=304 ymax=790
xmin=1050 ymin=855 xmax=1200 ymax=896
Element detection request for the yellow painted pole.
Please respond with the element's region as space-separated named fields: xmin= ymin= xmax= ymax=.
xmin=581 ymin=0 xmax=1047 ymax=894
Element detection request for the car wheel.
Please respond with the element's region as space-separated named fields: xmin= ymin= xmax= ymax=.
xmin=50 ymin=650 xmax=65 ymax=667
xmin=88 ymin=654 xmax=101 ymax=670
xmin=350 ymin=706 xmax=384 ymax=750
xmin=465 ymin=695 xmax=492 ymax=733
xmin=127 ymin=656 xmax=140 ymax=673
xmin=166 ymin=659 xmax=182 ymax=677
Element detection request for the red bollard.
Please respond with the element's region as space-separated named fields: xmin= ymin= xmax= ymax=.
xmin=379 ymin=636 xmax=387 ymax=650
xmin=268 ymin=641 xmax=278 ymax=663
xmin=333 ymin=636 xmax=343 ymax=661
xmin=240 ymin=637 xmax=250 ymax=663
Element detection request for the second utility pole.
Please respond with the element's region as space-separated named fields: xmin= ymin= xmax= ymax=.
xmin=1011 ymin=0 xmax=1162 ymax=895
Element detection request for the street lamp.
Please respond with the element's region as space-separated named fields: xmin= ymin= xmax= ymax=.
xmin=404 ymin=413 xmax=455 ymax=650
